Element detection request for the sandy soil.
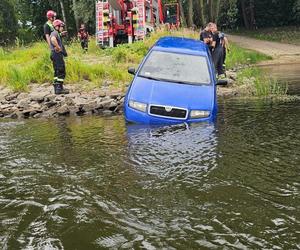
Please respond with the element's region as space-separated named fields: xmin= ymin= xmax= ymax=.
xmin=227 ymin=34 xmax=300 ymax=66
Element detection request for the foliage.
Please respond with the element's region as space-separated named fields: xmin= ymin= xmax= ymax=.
xmin=237 ymin=67 xmax=288 ymax=96
xmin=293 ymin=0 xmax=300 ymax=22
xmin=0 ymin=0 xmax=18 ymax=46
xmin=0 ymin=29 xmax=270 ymax=92
xmin=225 ymin=43 xmax=271 ymax=69
xmin=218 ymin=0 xmax=238 ymax=30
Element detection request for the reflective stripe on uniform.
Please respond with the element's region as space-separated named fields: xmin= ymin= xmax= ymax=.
xmin=57 ymin=78 xmax=64 ymax=83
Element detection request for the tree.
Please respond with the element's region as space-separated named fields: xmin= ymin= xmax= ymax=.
xmin=293 ymin=0 xmax=300 ymax=22
xmin=0 ymin=0 xmax=18 ymax=45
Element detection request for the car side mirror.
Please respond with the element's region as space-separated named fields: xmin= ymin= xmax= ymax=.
xmin=216 ymin=79 xmax=228 ymax=86
xmin=128 ymin=67 xmax=136 ymax=75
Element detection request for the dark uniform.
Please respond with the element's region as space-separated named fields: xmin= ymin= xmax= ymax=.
xmin=50 ymin=30 xmax=67 ymax=91
xmin=200 ymin=29 xmax=213 ymax=53
xmin=212 ymin=32 xmax=225 ymax=76
xmin=78 ymin=28 xmax=89 ymax=52
xmin=44 ymin=21 xmax=54 ymax=42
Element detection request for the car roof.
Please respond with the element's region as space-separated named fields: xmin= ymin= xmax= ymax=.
xmin=154 ymin=36 xmax=209 ymax=53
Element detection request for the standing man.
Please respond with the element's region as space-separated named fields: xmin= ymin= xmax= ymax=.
xmin=200 ymin=22 xmax=215 ymax=53
xmin=211 ymin=23 xmax=226 ymax=78
xmin=44 ymin=10 xmax=56 ymax=47
xmin=77 ymin=24 xmax=89 ymax=52
xmin=50 ymin=19 xmax=69 ymax=95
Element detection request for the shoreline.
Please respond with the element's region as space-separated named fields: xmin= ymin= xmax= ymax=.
xmin=0 ymin=70 xmax=241 ymax=119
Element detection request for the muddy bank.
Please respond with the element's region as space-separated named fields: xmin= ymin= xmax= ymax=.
xmin=0 ymin=71 xmax=240 ymax=119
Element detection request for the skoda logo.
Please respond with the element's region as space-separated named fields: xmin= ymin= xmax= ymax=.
xmin=165 ymin=106 xmax=173 ymax=112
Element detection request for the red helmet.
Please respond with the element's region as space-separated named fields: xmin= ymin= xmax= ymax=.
xmin=47 ymin=10 xmax=56 ymax=19
xmin=53 ymin=19 xmax=65 ymax=28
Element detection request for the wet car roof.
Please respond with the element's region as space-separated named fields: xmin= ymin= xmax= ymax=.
xmin=154 ymin=36 xmax=208 ymax=53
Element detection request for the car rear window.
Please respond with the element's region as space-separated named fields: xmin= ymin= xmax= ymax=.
xmin=139 ymin=50 xmax=211 ymax=85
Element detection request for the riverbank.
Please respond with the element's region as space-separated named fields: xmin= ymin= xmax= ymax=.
xmin=0 ymin=29 xmax=284 ymax=119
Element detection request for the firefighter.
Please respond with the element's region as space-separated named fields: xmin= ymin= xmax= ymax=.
xmin=211 ymin=23 xmax=226 ymax=78
xmin=77 ymin=24 xmax=89 ymax=52
xmin=50 ymin=19 xmax=69 ymax=95
xmin=200 ymin=23 xmax=214 ymax=53
xmin=44 ymin=10 xmax=56 ymax=47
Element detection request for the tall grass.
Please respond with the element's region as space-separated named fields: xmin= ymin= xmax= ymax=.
xmin=0 ymin=28 xmax=270 ymax=92
xmin=226 ymin=43 xmax=272 ymax=69
xmin=237 ymin=67 xmax=288 ymax=96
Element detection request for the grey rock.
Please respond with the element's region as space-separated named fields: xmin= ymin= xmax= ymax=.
xmin=57 ymin=104 xmax=70 ymax=115
xmin=41 ymin=110 xmax=57 ymax=118
xmin=110 ymin=92 xmax=122 ymax=99
xmin=17 ymin=98 xmax=30 ymax=109
xmin=108 ymin=100 xmax=118 ymax=111
xmin=5 ymin=93 xmax=19 ymax=101
xmin=73 ymin=97 xmax=89 ymax=107
xmin=45 ymin=94 xmax=56 ymax=102
xmin=82 ymin=101 xmax=96 ymax=112
xmin=44 ymin=101 xmax=57 ymax=108
xmin=0 ymin=104 xmax=14 ymax=110
xmin=33 ymin=113 xmax=42 ymax=118
xmin=96 ymin=99 xmax=112 ymax=109
xmin=29 ymin=92 xmax=48 ymax=103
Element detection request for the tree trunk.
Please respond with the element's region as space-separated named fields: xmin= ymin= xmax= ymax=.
xmin=249 ymin=0 xmax=255 ymax=29
xmin=215 ymin=0 xmax=221 ymax=24
xmin=178 ymin=0 xmax=187 ymax=27
xmin=199 ymin=0 xmax=206 ymax=27
xmin=58 ymin=0 xmax=67 ymax=27
xmin=208 ymin=0 xmax=214 ymax=22
xmin=241 ymin=0 xmax=249 ymax=29
xmin=187 ymin=0 xmax=194 ymax=27
xmin=72 ymin=0 xmax=79 ymax=31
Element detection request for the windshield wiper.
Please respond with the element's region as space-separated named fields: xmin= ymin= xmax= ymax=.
xmin=138 ymin=75 xmax=162 ymax=81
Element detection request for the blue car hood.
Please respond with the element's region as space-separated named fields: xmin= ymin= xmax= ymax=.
xmin=129 ymin=77 xmax=215 ymax=110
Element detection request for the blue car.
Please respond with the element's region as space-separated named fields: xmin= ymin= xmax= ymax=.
xmin=124 ymin=36 xmax=226 ymax=124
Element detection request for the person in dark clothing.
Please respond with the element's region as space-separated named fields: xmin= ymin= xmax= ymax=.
xmin=44 ymin=10 xmax=56 ymax=48
xmin=50 ymin=19 xmax=69 ymax=95
xmin=211 ymin=24 xmax=226 ymax=78
xmin=200 ymin=23 xmax=214 ymax=53
xmin=77 ymin=24 xmax=89 ymax=52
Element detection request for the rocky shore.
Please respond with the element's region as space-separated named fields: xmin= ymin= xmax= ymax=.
xmin=0 ymin=70 xmax=238 ymax=119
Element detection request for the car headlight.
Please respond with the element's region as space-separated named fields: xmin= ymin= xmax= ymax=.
xmin=129 ymin=100 xmax=147 ymax=112
xmin=190 ymin=110 xmax=210 ymax=118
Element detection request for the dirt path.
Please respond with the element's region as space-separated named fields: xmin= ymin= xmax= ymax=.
xmin=227 ymin=34 xmax=300 ymax=65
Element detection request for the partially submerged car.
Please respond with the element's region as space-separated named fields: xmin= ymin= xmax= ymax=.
xmin=124 ymin=36 xmax=227 ymax=124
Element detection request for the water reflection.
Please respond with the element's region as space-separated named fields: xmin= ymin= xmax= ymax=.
xmin=126 ymin=122 xmax=218 ymax=182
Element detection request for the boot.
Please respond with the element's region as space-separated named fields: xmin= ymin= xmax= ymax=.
xmin=54 ymin=83 xmax=69 ymax=95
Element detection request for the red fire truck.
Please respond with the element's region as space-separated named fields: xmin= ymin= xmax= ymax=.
xmin=96 ymin=0 xmax=180 ymax=47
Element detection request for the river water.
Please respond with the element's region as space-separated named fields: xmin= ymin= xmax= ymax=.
xmin=0 ymin=69 xmax=300 ymax=249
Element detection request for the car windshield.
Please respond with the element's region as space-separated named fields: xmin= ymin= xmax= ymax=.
xmin=138 ymin=50 xmax=211 ymax=85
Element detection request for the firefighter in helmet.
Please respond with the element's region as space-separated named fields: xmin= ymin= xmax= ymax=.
xmin=44 ymin=10 xmax=56 ymax=47
xmin=50 ymin=19 xmax=69 ymax=95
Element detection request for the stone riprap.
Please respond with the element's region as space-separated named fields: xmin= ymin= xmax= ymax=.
xmin=0 ymin=84 xmax=125 ymax=119
xmin=0 ymin=70 xmax=239 ymax=119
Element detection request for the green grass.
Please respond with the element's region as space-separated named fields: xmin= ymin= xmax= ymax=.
xmin=232 ymin=26 xmax=300 ymax=46
xmin=237 ymin=67 xmax=288 ymax=96
xmin=0 ymin=28 xmax=271 ymax=92
xmin=226 ymin=43 xmax=272 ymax=69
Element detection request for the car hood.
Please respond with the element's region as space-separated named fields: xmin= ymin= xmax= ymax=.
xmin=128 ymin=77 xmax=215 ymax=110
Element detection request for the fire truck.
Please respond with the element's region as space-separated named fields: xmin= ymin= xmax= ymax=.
xmin=96 ymin=0 xmax=180 ymax=47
